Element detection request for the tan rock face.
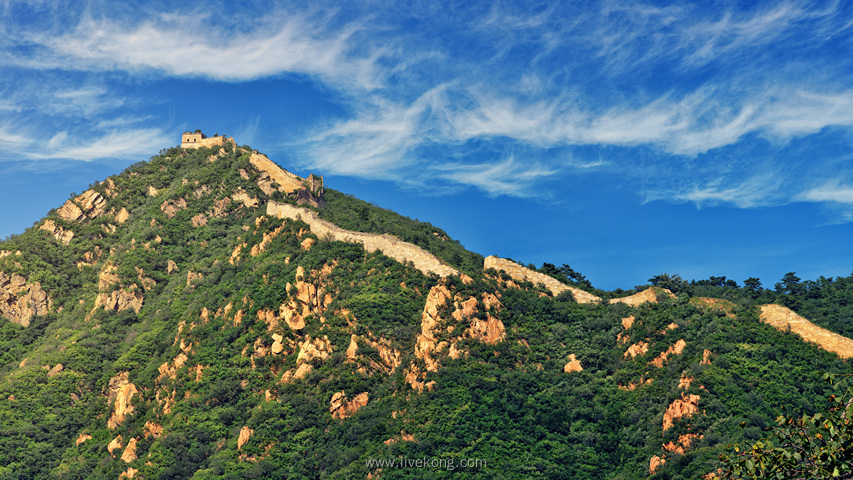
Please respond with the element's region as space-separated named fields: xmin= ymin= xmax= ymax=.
xmin=191 ymin=213 xmax=208 ymax=227
xmin=259 ymin=264 xmax=334 ymax=332
xmin=663 ymin=433 xmax=703 ymax=455
xmin=624 ymin=341 xmax=649 ymax=359
xmin=92 ymin=262 xmax=144 ymax=315
xmin=329 ymin=391 xmax=369 ymax=419
xmin=47 ymin=363 xmax=63 ymax=377
xmin=483 ymin=256 xmax=601 ymax=303
xmin=621 ymin=315 xmax=635 ymax=329
xmin=563 ymin=354 xmax=583 ymax=373
xmin=663 ymin=393 xmax=701 ymax=431
xmin=57 ymin=200 xmax=84 ymax=222
xmin=701 ymin=349 xmax=713 ymax=365
xmin=57 ymin=190 xmax=107 ymax=222
xmin=232 ymin=189 xmax=259 ymax=209
xmin=121 ymin=438 xmax=138 ymax=463
xmin=144 ymin=421 xmax=163 ymax=438
xmin=238 ymin=426 xmax=254 ymax=450
xmin=167 ymin=260 xmax=178 ymax=274
xmin=108 ymin=435 xmax=123 ymax=455
xmin=0 ymin=272 xmax=51 ymax=327
xmin=77 ymin=190 xmax=107 ymax=218
xmin=119 ymin=468 xmax=138 ymax=480
xmin=609 ymin=287 xmax=675 ymax=307
xmin=107 ymin=373 xmax=138 ymax=430
xmin=650 ymin=339 xmax=686 ymax=368
xmin=115 ymin=207 xmax=130 ymax=224
xmin=76 ymin=433 xmax=92 ymax=446
xmin=161 ymin=197 xmax=187 ymax=218
xmin=147 ymin=185 xmax=159 ymax=196
xmin=157 ymin=352 xmax=188 ymax=381
xmin=760 ymin=304 xmax=853 ymax=359
xmin=408 ymin=284 xmax=507 ymax=389
xmin=296 ymin=335 xmax=333 ymax=364
xmin=40 ymin=219 xmax=75 ymax=244
xmin=212 ymin=197 xmax=232 ymax=218
xmin=186 ymin=271 xmax=204 ymax=287
xmin=649 ymin=455 xmax=665 ymax=474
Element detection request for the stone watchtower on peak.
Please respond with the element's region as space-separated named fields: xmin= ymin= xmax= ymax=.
xmin=181 ymin=130 xmax=231 ymax=149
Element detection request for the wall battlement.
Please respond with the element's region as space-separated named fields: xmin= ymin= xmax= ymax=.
xmin=484 ymin=256 xmax=601 ymax=303
xmin=267 ymin=201 xmax=459 ymax=278
xmin=181 ymin=131 xmax=233 ymax=149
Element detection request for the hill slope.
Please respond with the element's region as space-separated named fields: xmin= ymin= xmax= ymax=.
xmin=0 ymin=139 xmax=850 ymax=479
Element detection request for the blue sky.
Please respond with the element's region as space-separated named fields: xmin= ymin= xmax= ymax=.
xmin=2 ymin=0 xmax=853 ymax=290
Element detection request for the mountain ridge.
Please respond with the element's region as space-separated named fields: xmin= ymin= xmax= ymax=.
xmin=0 ymin=136 xmax=850 ymax=479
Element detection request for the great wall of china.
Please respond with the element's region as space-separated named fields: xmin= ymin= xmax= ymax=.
xmin=483 ymin=256 xmax=601 ymax=303
xmin=267 ymin=201 xmax=460 ymax=278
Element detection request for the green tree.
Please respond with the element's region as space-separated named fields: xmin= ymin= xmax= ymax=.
xmin=648 ymin=272 xmax=689 ymax=294
xmin=744 ymin=277 xmax=762 ymax=296
xmin=721 ymin=373 xmax=853 ymax=479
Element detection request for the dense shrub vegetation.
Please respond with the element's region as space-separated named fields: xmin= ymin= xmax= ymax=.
xmin=0 ymin=144 xmax=850 ymax=479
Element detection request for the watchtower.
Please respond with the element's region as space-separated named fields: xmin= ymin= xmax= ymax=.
xmin=181 ymin=130 xmax=206 ymax=147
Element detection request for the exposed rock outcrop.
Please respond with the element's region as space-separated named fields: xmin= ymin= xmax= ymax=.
xmin=121 ymin=438 xmax=138 ymax=463
xmin=408 ymin=283 xmax=506 ymax=389
xmin=119 ymin=468 xmax=138 ymax=479
xmin=0 ymin=272 xmax=51 ymax=327
xmin=107 ymin=372 xmax=138 ymax=430
xmin=108 ymin=435 xmax=123 ymax=455
xmin=268 ymin=202 xmax=457 ymax=278
xmin=279 ymin=335 xmax=333 ymax=383
xmin=257 ymin=264 xmax=332 ymax=332
xmin=115 ymin=207 xmax=130 ymax=224
xmin=40 ymin=219 xmax=75 ymax=244
xmin=161 ymin=197 xmax=187 ymax=219
xmin=663 ymin=393 xmax=700 ymax=432
xmin=238 ymin=426 xmax=253 ymax=450
xmin=47 ymin=363 xmax=63 ymax=377
xmin=329 ymin=391 xmax=369 ymax=419
xmin=624 ymin=341 xmax=649 ymax=359
xmin=650 ymin=455 xmax=665 ymax=474
xmin=563 ymin=354 xmax=583 ymax=372
xmin=191 ymin=213 xmax=208 ymax=227
xmin=759 ymin=304 xmax=853 ymax=359
xmin=484 ymin=256 xmax=601 ymax=303
xmin=92 ymin=263 xmax=144 ymax=315
xmin=76 ymin=433 xmax=92 ymax=446
xmin=57 ymin=190 xmax=107 ymax=222
xmin=650 ymin=339 xmax=686 ymax=368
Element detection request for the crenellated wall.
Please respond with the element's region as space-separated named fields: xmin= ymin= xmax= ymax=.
xmin=483 ymin=256 xmax=601 ymax=303
xmin=267 ymin=202 xmax=459 ymax=278
xmin=181 ymin=133 xmax=233 ymax=149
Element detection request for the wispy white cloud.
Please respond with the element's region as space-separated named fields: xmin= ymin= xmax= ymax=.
xmin=4 ymin=0 xmax=853 ymax=213
xmin=797 ymin=181 xmax=853 ymax=204
xmin=14 ymin=8 xmax=385 ymax=90
xmin=432 ymin=155 xmax=559 ymax=197
xmin=0 ymin=120 xmax=171 ymax=163
xmin=651 ymin=174 xmax=784 ymax=209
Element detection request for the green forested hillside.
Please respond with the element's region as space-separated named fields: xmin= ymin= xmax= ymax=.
xmin=0 ymin=142 xmax=850 ymax=479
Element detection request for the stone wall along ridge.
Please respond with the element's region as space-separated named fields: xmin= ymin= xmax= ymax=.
xmin=267 ymin=202 xmax=459 ymax=278
xmin=760 ymin=304 xmax=853 ymax=359
xmin=483 ymin=256 xmax=601 ymax=304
